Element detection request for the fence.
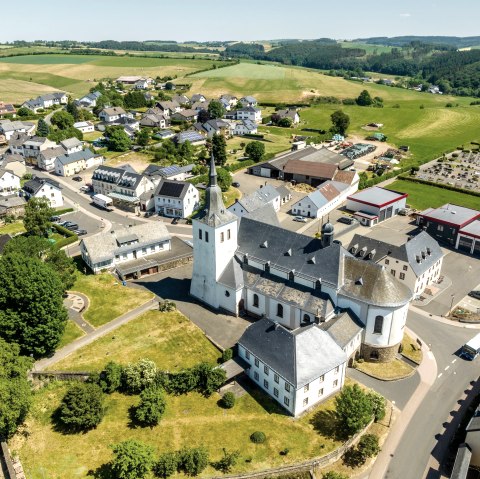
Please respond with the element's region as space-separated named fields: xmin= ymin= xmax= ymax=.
xmin=30 ymin=371 xmax=91 ymax=382
xmin=209 ymin=419 xmax=374 ymax=479
xmin=0 ymin=442 xmax=20 ymax=479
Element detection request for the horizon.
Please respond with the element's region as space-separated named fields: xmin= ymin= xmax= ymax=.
xmin=2 ymin=0 xmax=480 ymax=43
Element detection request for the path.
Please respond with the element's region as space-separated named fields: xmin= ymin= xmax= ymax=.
xmin=35 ymin=298 xmax=159 ymax=371
xmin=63 ymin=292 xmax=95 ymax=334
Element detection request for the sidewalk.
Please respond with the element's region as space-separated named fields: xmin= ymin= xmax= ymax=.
xmin=410 ymin=304 xmax=480 ymax=330
xmin=367 ymin=327 xmax=438 ymax=479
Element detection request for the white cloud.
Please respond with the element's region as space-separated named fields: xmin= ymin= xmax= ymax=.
xmin=399 ymin=13 xmax=412 ymax=17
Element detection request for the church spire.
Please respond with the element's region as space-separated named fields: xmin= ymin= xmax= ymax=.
xmin=209 ymin=152 xmax=217 ymax=187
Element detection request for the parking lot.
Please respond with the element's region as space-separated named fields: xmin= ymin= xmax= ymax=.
xmin=58 ymin=211 xmax=104 ymax=238
xmin=417 ymin=150 xmax=480 ymax=190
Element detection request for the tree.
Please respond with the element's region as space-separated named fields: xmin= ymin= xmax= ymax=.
xmin=110 ymin=440 xmax=154 ymax=479
xmin=356 ymin=89 xmax=373 ymax=106
xmin=99 ymin=361 xmax=124 ymax=393
xmin=17 ymin=107 xmax=31 ymax=117
xmin=45 ymin=248 xmax=77 ymax=291
xmin=106 ymin=126 xmax=132 ymax=152
xmin=212 ymin=134 xmax=227 ymax=167
xmin=153 ymin=452 xmax=179 ymax=478
xmin=220 ymin=392 xmax=235 ymax=409
xmin=124 ymin=91 xmax=147 ymax=109
xmin=122 ymin=359 xmax=158 ymax=394
xmin=212 ymin=449 xmax=240 ymax=473
xmin=23 ymin=197 xmax=53 ymax=237
xmin=367 ymin=392 xmax=386 ymax=422
xmin=51 ymin=110 xmax=75 ymax=130
xmin=216 ymin=168 xmax=232 ymax=192
xmin=165 ymin=82 xmax=175 ymax=90
xmin=0 ymin=254 xmax=68 ymax=357
xmin=36 ymin=118 xmax=50 ymax=137
xmin=178 ymin=447 xmax=209 ymax=476
xmin=335 ymin=384 xmax=374 ymax=436
xmin=0 ymin=339 xmax=32 ymax=440
xmin=58 ymin=383 xmax=105 ymax=432
xmin=136 ymin=129 xmax=150 ymax=147
xmin=330 ymin=110 xmax=350 ymax=135
xmin=48 ymin=126 xmax=83 ymax=142
xmin=278 ymin=117 xmax=293 ymax=128
xmin=66 ymin=102 xmax=80 ymax=121
xmin=208 ymin=99 xmax=226 ymax=119
xmin=134 ymin=387 xmax=166 ymax=426
xmin=197 ymin=109 xmax=210 ymax=123
xmin=357 ymin=434 xmax=381 ymax=460
xmin=245 ymin=141 xmax=265 ymax=162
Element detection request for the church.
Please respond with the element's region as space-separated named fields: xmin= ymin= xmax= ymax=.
xmin=190 ymin=156 xmax=413 ymax=415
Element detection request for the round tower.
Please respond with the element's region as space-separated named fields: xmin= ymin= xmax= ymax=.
xmin=321 ymin=222 xmax=334 ymax=248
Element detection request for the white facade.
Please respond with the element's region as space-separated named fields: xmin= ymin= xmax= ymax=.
xmin=237 ymin=108 xmax=262 ymax=123
xmin=73 ymin=121 xmax=95 ymax=133
xmin=28 ymin=183 xmax=63 ymax=208
xmin=233 ymin=121 xmax=258 ymax=136
xmin=154 ymin=183 xmax=199 ymax=218
xmin=0 ymin=170 xmax=20 ymax=196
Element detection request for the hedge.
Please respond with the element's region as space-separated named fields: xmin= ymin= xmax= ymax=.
xmin=54 ymin=207 xmax=74 ymax=216
xmin=397 ymin=175 xmax=480 ymax=198
xmin=52 ymin=223 xmax=78 ymax=249
xmin=225 ymin=159 xmax=255 ymax=172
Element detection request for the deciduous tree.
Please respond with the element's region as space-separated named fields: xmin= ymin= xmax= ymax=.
xmin=36 ymin=118 xmax=50 ymax=137
xmin=51 ymin=110 xmax=75 ymax=130
xmin=208 ymin=99 xmax=226 ymax=119
xmin=330 ymin=110 xmax=350 ymax=135
xmin=23 ymin=197 xmax=53 ymax=237
xmin=110 ymin=440 xmax=154 ymax=479
xmin=106 ymin=126 xmax=132 ymax=152
xmin=245 ymin=141 xmax=265 ymax=162
xmin=134 ymin=387 xmax=166 ymax=426
xmin=335 ymin=384 xmax=373 ymax=436
xmin=212 ymin=134 xmax=227 ymax=167
xmin=356 ymin=89 xmax=373 ymax=106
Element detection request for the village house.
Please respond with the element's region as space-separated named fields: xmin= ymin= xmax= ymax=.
xmin=276 ymin=108 xmax=300 ymax=124
xmin=154 ymin=179 xmax=199 ymax=218
xmin=171 ymin=95 xmax=190 ymax=105
xmin=140 ymin=108 xmax=168 ymax=129
xmin=233 ymin=119 xmax=258 ymax=136
xmin=22 ymin=137 xmax=58 ymax=166
xmin=37 ymin=146 xmax=66 ymax=172
xmin=0 ymin=120 xmax=35 ymax=141
xmin=60 ymin=137 xmax=84 ymax=154
xmin=0 ymin=102 xmax=16 ymax=117
xmin=143 ymin=164 xmax=195 ymax=182
xmin=239 ymin=96 xmax=258 ymax=107
xmin=228 ymin=184 xmax=289 ymax=218
xmin=116 ymin=76 xmax=153 ymax=86
xmin=220 ymin=94 xmax=238 ymax=109
xmin=55 ymin=149 xmax=104 ymax=177
xmin=98 ymin=107 xmax=127 ymax=123
xmin=0 ymin=169 xmax=21 ymax=196
xmin=23 ymin=177 xmax=63 ymax=207
xmin=201 ymin=119 xmax=231 ymax=138
xmin=191 ymin=100 xmax=210 ymax=112
xmin=236 ymin=106 xmax=262 ymax=123
xmin=73 ymin=121 xmax=95 ymax=133
xmin=22 ymin=92 xmax=68 ymax=113
xmin=171 ymin=109 xmax=198 ymax=123
xmin=0 ymin=195 xmax=26 ymax=220
xmin=0 ymin=154 xmax=26 ymax=178
xmin=155 ymin=100 xmax=182 ymax=117
xmin=190 ymin=94 xmax=207 ymax=104
xmin=76 ymin=91 xmax=101 ymax=108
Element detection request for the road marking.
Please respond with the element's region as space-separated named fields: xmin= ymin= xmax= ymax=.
xmin=452 ymin=359 xmax=457 ymax=364
xmin=445 ymin=366 xmax=450 ymax=371
xmin=438 ymin=373 xmax=443 ymax=378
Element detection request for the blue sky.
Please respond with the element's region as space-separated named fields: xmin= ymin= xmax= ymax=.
xmin=2 ymin=0 xmax=479 ymax=42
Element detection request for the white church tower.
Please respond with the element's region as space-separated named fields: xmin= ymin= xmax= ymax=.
xmin=190 ymin=154 xmax=238 ymax=309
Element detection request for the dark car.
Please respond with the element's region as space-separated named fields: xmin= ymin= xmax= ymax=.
xmin=338 ymin=216 xmax=357 ymax=225
xmin=73 ymin=229 xmax=87 ymax=236
xmin=232 ymin=182 xmax=240 ymax=187
xmin=171 ymin=217 xmax=179 ymax=225
xmin=64 ymin=223 xmax=79 ymax=231
xmin=72 ymin=176 xmax=83 ymax=182
xmin=468 ymin=291 xmax=480 ymax=300
xmin=50 ymin=215 xmax=61 ymax=222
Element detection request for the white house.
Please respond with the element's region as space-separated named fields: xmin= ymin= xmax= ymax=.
xmin=73 ymin=121 xmax=95 ymax=133
xmin=276 ymin=108 xmax=300 ymax=124
xmin=236 ymin=107 xmax=262 ymax=123
xmin=347 ymin=231 xmax=444 ymax=298
xmin=0 ymin=169 xmax=21 ymax=196
xmin=76 ymin=91 xmax=101 ymax=108
xmin=80 ymin=222 xmax=171 ymax=275
xmin=189 ymin=156 xmax=413 ymax=415
xmin=22 ymin=92 xmax=68 ymax=113
xmin=0 ymin=154 xmax=26 ymax=178
xmin=135 ymin=79 xmax=149 ymax=90
xmin=21 ymin=137 xmax=57 ymax=166
xmin=239 ymin=96 xmax=257 ymax=107
xmin=233 ymin=120 xmax=258 ymax=136
xmin=0 ymin=120 xmax=35 ymax=141
xmin=60 ymin=137 xmax=83 ymax=154
xmin=98 ymin=107 xmax=127 ymax=123
xmin=55 ymin=149 xmax=104 ymax=177
xmin=202 ymin=119 xmax=230 ymax=138
xmin=37 ymin=146 xmax=66 ymax=172
xmin=23 ymin=177 xmax=63 ymax=208
xmin=228 ymin=184 xmax=285 ymax=218
xmin=220 ymin=94 xmax=238 ymax=109
xmin=154 ymin=179 xmax=199 ymax=218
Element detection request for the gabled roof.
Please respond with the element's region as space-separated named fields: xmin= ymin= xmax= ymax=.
xmin=154 ymin=179 xmax=192 ymax=199
xmin=56 ymin=148 xmax=96 ymax=166
xmin=100 ymin=107 xmax=126 ymax=116
xmin=239 ymin=318 xmax=346 ymax=388
xmin=321 ymin=311 xmax=363 ymax=349
xmin=233 ymin=184 xmax=280 ymax=213
xmin=60 ymin=137 xmax=83 ymax=150
xmin=283 ymin=159 xmax=337 ymax=180
xmin=23 ymin=177 xmax=61 ymax=195
xmin=39 ymin=146 xmax=66 ymax=161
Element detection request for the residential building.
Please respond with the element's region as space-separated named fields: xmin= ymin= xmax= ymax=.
xmin=191 ymin=100 xmax=210 ymax=112
xmin=239 ymin=96 xmax=257 ymax=107
xmin=416 ymin=204 xmax=480 ymax=256
xmin=98 ymin=107 xmax=127 ymax=123
xmin=228 ymin=184 xmax=288 ymax=218
xmin=236 ymin=107 xmax=262 ymax=123
xmin=23 ymin=177 xmax=63 ymax=207
xmin=202 ymin=119 xmax=230 ymax=138
xmin=143 ymin=164 xmax=195 ymax=182
xmin=135 ymin=79 xmax=149 ymax=90
xmin=0 ymin=102 xmax=16 ymax=117
xmin=116 ymin=76 xmax=153 ymax=85
xmin=55 ymin=149 xmax=104 ymax=177
xmin=171 ymin=109 xmax=198 ymax=122
xmin=60 ymin=137 xmax=83 ymax=154
xmin=155 ymin=100 xmax=182 ymax=117
xmin=21 ymin=137 xmax=57 ymax=166
xmin=80 ymin=222 xmax=171 ymax=275
xmin=346 ymin=187 xmax=408 ymax=226
xmin=347 ymin=231 xmax=444 ymax=297
xmin=22 ymin=92 xmax=68 ymax=112
xmin=174 ymin=131 xmax=206 ymax=146
xmin=0 ymin=169 xmax=21 ymax=196
xmin=233 ymin=120 xmax=258 ymax=136
xmin=37 ymin=146 xmax=66 ymax=172
xmin=190 ymin=94 xmax=207 ymax=103
xmin=276 ymin=108 xmax=300 ymax=124
xmin=0 ymin=154 xmax=26 ymax=178
xmin=76 ymin=91 xmax=101 ymax=108
xmin=172 ymin=95 xmax=190 ymax=105
xmin=73 ymin=121 xmax=95 ymax=133
xmin=0 ymin=195 xmax=26 ymax=220
xmin=220 ymin=94 xmax=238 ymax=109
xmin=0 ymin=120 xmax=35 ymax=141
xmin=140 ymin=109 xmax=168 ymax=128
xmin=154 ymin=180 xmax=199 ymax=218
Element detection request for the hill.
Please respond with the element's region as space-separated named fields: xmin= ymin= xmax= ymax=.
xmin=354 ymin=36 xmax=480 ymax=49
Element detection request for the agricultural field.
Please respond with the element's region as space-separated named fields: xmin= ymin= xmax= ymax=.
xmin=0 ymin=54 xmax=216 ymax=102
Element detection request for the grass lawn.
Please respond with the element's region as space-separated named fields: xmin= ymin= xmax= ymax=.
xmin=11 ymin=382 xmax=343 ymax=479
xmin=401 ymin=333 xmax=423 ymax=364
xmin=52 ymin=310 xmax=221 ymax=372
xmin=222 ymin=187 xmax=241 ymax=207
xmin=355 ymin=359 xmax=414 ymax=380
xmin=0 ymin=221 xmax=25 ymax=235
xmin=72 ymin=273 xmax=154 ymax=327
xmin=57 ymin=321 xmax=84 ymax=349
xmin=386 ymin=179 xmax=480 ymax=210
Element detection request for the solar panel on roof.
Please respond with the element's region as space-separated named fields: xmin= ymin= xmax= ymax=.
xmin=159 ymin=182 xmax=186 ymax=198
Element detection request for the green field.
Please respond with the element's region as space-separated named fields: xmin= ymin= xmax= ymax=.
xmin=0 ymin=54 xmax=93 ymax=64
xmin=386 ymin=179 xmax=480 ymax=210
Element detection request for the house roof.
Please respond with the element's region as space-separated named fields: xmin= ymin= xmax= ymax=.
xmin=56 ymin=148 xmax=96 ymax=166
xmin=60 ymin=137 xmax=83 ymax=150
xmin=243 ymin=203 xmax=280 ymax=227
xmin=347 ymin=187 xmax=408 ymax=208
xmin=239 ymin=318 xmax=346 ymax=388
xmin=297 ymin=181 xmax=346 ymax=210
xmin=333 ymin=170 xmax=358 ymax=185
xmin=92 ymin=165 xmax=144 ymax=190
xmin=277 ymin=109 xmax=299 ymax=120
xmin=39 ymin=146 xmax=66 ymax=161
xmin=275 ymin=184 xmax=291 ymax=198
xmin=241 ymin=96 xmax=257 ymax=103
xmin=283 ymin=159 xmax=338 ymax=180
xmin=175 ymin=131 xmax=205 ymax=144
xmin=0 ymin=120 xmax=35 ymax=134
xmin=154 ymin=179 xmax=192 ymax=199
xmin=233 ymin=184 xmax=279 ymax=213
xmin=265 ymin=146 xmax=343 ymax=172
xmin=321 ymin=311 xmax=363 ymax=349
xmin=173 ymin=109 xmax=197 ymax=119
xmin=420 ymin=203 xmax=480 ymax=229
xmin=81 ymin=222 xmax=171 ymax=264
xmin=0 ymin=194 xmax=26 ymax=210
xmin=23 ymin=177 xmax=61 ymax=195
xmin=101 ymin=107 xmax=126 ymax=116
xmin=73 ymin=121 xmax=94 ymax=129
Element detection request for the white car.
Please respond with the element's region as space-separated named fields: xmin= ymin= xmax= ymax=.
xmin=293 ymin=216 xmax=308 ymax=223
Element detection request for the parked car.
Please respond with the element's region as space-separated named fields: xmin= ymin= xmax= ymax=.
xmin=73 ymin=229 xmax=87 ymax=236
xmin=338 ymin=216 xmax=357 ymax=225
xmin=468 ymin=291 xmax=480 ymax=300
xmin=79 ymin=186 xmax=90 ymax=193
xmin=144 ymin=211 xmax=154 ymax=218
xmin=293 ymin=216 xmax=308 ymax=223
xmin=72 ymin=176 xmax=83 ymax=182
xmin=232 ymin=182 xmax=241 ymax=188
xmin=64 ymin=222 xmax=79 ymax=231
xmin=50 ymin=215 xmax=61 ymax=222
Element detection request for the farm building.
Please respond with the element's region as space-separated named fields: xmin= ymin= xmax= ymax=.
xmin=346 ymin=187 xmax=408 ymax=226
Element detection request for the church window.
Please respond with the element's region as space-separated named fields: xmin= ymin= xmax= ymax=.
xmin=227 ymin=229 xmax=231 ymax=240
xmin=205 ymin=231 xmax=209 ymax=243
xmin=220 ymin=232 xmax=224 ymax=243
xmin=374 ymin=315 xmax=384 ymax=334
xmin=253 ymin=294 xmax=259 ymax=307
xmin=199 ymin=229 xmax=202 ymax=240
xmin=277 ymin=304 xmax=283 ymax=318
xmin=225 ymin=290 xmax=230 ymax=297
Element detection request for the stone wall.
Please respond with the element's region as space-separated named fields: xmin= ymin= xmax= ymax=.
xmin=361 ymin=342 xmax=399 ymax=363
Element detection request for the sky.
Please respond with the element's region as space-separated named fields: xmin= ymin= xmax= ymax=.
xmin=2 ymin=0 xmax=480 ymax=42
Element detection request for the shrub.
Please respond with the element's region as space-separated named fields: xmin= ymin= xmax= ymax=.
xmin=221 ymin=348 xmax=233 ymax=363
xmin=358 ymin=434 xmax=381 ymax=459
xmin=58 ymin=383 xmax=104 ymax=432
xmin=322 ymin=472 xmax=349 ymax=479
xmin=99 ymin=361 xmax=123 ymax=393
xmin=111 ymin=440 xmax=154 ymax=479
xmin=212 ymin=448 xmax=240 ymax=473
xmin=367 ymin=392 xmax=386 ymax=422
xmin=335 ymin=384 xmax=373 ymax=436
xmin=134 ymin=387 xmax=166 ymax=426
xmin=250 ymin=431 xmax=266 ymax=443
xmin=158 ymin=300 xmax=176 ymax=312
xmin=122 ymin=359 xmax=158 ymax=394
xmin=153 ymin=452 xmax=179 ymax=478
xmin=220 ymin=392 xmax=236 ymax=409
xmin=178 ymin=447 xmax=209 ymax=476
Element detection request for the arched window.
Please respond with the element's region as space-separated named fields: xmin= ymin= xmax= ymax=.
xmin=370 ymin=350 xmax=379 ymax=360
xmin=253 ymin=294 xmax=259 ymax=307
xmin=374 ymin=315 xmax=384 ymax=334
xmin=303 ymin=314 xmax=310 ymax=324
xmin=277 ymin=304 xmax=283 ymax=318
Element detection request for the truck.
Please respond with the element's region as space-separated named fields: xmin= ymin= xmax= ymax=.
xmin=92 ymin=194 xmax=113 ymax=210
xmin=460 ymin=332 xmax=480 ymax=360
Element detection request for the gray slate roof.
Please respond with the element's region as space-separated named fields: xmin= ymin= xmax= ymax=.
xmin=233 ymin=184 xmax=279 ymax=214
xmin=39 ymin=146 xmax=66 ymax=161
xmin=56 ymin=148 xmax=96 ymax=166
xmin=321 ymin=311 xmax=363 ymax=349
xmin=239 ymin=318 xmax=347 ymax=388
xmin=60 ymin=137 xmax=83 ymax=150
xmin=23 ymin=177 xmax=61 ymax=195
